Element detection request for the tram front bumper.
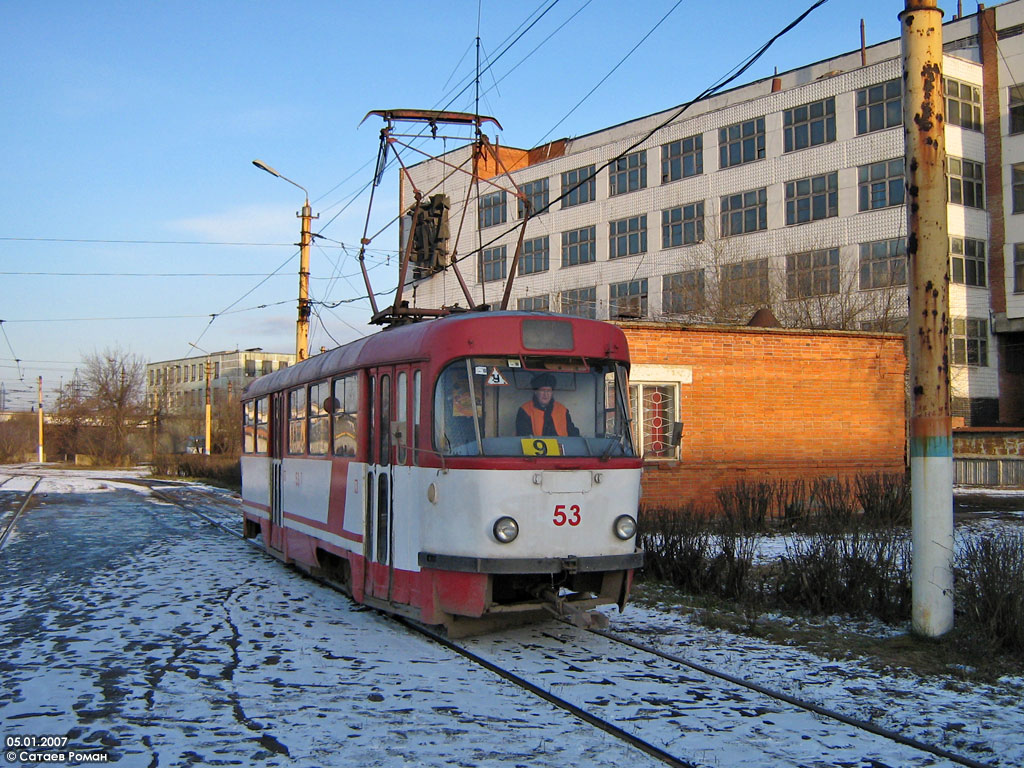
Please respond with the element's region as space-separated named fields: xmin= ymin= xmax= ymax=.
xmin=418 ymin=550 xmax=643 ymax=575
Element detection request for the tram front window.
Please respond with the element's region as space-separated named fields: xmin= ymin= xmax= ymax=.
xmin=433 ymin=357 xmax=635 ymax=458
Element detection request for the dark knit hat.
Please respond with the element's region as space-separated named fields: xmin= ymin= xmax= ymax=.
xmin=531 ymin=372 xmax=556 ymax=389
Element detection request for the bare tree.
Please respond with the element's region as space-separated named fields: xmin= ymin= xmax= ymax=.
xmin=0 ymin=413 xmax=35 ymax=462
xmin=81 ymin=347 xmax=147 ymax=464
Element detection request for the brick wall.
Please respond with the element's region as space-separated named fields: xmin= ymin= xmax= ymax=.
xmin=618 ymin=322 xmax=907 ymax=510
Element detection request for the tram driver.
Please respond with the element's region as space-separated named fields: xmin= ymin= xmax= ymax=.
xmin=515 ymin=372 xmax=580 ymax=438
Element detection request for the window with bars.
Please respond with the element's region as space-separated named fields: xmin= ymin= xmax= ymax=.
xmin=948 ymin=157 xmax=984 ymax=208
xmin=480 ymin=245 xmax=507 ymax=283
xmin=857 ymin=79 xmax=902 ymax=134
xmin=609 ymin=278 xmax=648 ymax=319
xmin=561 ymin=226 xmax=596 ymax=267
xmin=609 ymin=214 xmax=647 ymax=258
xmin=945 ymin=77 xmax=982 ymax=131
xmin=662 ymin=269 xmax=705 ymax=314
xmin=629 ymin=383 xmax=677 ymax=459
xmin=558 ymin=286 xmax=597 ymax=318
xmin=720 ymin=187 xmax=767 ymax=236
xmin=662 ymin=202 xmax=704 ymax=248
xmin=721 ymin=258 xmax=769 ymax=307
xmin=609 ymin=150 xmax=647 ymax=196
xmin=561 ymin=165 xmax=596 ymax=208
xmin=1011 ymin=85 xmax=1024 ymax=134
xmin=518 ymin=178 xmax=549 ymax=218
xmin=859 ymin=238 xmax=907 ymax=289
xmin=719 ymin=117 xmax=765 ymax=168
xmin=950 ymin=237 xmax=987 ymax=287
xmin=786 ymin=248 xmax=840 ymax=299
xmin=951 ymin=318 xmax=989 ymax=366
xmin=478 ymin=190 xmax=507 ymax=228
xmin=517 ymin=294 xmax=550 ymax=311
xmin=858 ymin=158 xmax=905 ymax=211
xmin=784 ymin=97 xmax=835 ymax=151
xmin=785 ymin=172 xmax=838 ymax=224
xmin=519 ymin=236 xmax=550 ymax=275
xmin=661 ymin=135 xmax=703 ymax=182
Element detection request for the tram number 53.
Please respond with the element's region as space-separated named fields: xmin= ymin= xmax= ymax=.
xmin=553 ymin=504 xmax=581 ymax=527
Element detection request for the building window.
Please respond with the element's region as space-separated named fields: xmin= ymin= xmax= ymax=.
xmin=609 ymin=150 xmax=647 ymax=196
xmin=561 ymin=165 xmax=596 ymax=208
xmin=857 ymin=79 xmax=902 ymax=134
xmin=517 ymin=295 xmax=549 ymax=311
xmin=785 ymin=172 xmax=838 ymax=225
xmin=951 ymin=318 xmax=989 ymax=366
xmin=948 ymin=157 xmax=984 ymax=208
xmin=308 ymin=380 xmax=330 ymax=456
xmin=518 ymin=178 xmax=549 ymax=218
xmin=945 ymin=77 xmax=982 ymax=131
xmin=721 ymin=258 xmax=769 ymax=307
xmin=609 ymin=278 xmax=648 ymax=319
xmin=858 ymin=158 xmax=905 ymax=211
xmin=245 ymin=359 xmax=257 ymax=377
xmin=262 ymin=360 xmax=273 ymax=375
xmin=662 ymin=202 xmax=704 ymax=248
xmin=609 ymin=215 xmax=647 ymax=259
xmin=478 ymin=190 xmax=507 ymax=228
xmin=559 ymin=286 xmax=597 ymax=319
xmin=1015 ymin=244 xmax=1024 ymax=292
xmin=859 ymin=238 xmax=907 ymax=289
xmin=629 ymin=383 xmax=677 ymax=459
xmin=519 ymin=236 xmax=549 ymax=275
xmin=784 ymin=97 xmax=835 ymax=151
xmin=720 ymin=187 xmax=767 ymax=236
xmin=950 ymin=237 xmax=987 ymax=287
xmin=561 ymin=226 xmax=596 ymax=267
xmin=661 ymin=135 xmax=702 ymax=182
xmin=480 ymin=245 xmax=507 ymax=283
xmin=786 ymin=248 xmax=840 ymax=299
xmin=663 ymin=269 xmax=705 ymax=314
xmin=719 ymin=116 xmax=765 ymax=168
xmin=1013 ymin=165 xmax=1024 ymax=213
xmin=287 ymin=386 xmax=306 ymax=454
xmin=1011 ymin=85 xmax=1024 ymax=134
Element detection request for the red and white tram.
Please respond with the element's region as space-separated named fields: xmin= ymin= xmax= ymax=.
xmin=240 ymin=311 xmax=643 ymax=634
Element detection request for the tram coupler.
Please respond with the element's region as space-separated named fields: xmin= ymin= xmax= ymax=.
xmin=537 ymin=588 xmax=610 ymax=630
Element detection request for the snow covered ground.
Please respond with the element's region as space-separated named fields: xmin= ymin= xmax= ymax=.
xmin=0 ymin=466 xmax=1021 ymax=767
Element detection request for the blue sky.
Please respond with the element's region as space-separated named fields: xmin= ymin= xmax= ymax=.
xmin=0 ymin=0 xmax=911 ymax=409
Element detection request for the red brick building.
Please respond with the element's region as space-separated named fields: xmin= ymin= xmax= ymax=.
xmin=618 ymin=322 xmax=907 ymax=509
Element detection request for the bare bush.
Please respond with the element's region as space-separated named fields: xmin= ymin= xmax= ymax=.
xmin=956 ymin=532 xmax=1024 ymax=655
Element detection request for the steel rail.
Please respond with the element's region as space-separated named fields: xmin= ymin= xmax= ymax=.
xmin=0 ymin=475 xmax=42 ymax=551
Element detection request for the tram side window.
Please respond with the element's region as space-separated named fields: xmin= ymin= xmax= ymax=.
xmin=309 ymin=380 xmax=330 ymax=456
xmin=255 ymin=396 xmax=269 ymax=453
xmin=288 ymin=387 xmax=306 ymax=454
xmin=332 ymin=374 xmax=359 ymax=457
xmin=243 ymin=400 xmax=256 ymax=453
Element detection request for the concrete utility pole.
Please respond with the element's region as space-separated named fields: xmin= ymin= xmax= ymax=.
xmin=252 ymin=160 xmax=317 ymax=362
xmin=901 ymin=0 xmax=954 ymax=638
xmin=37 ymin=376 xmax=44 ymax=463
xmin=204 ymin=359 xmax=212 ymax=456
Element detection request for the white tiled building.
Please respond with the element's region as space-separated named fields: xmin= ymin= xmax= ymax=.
xmin=403 ymin=2 xmax=1024 ymax=426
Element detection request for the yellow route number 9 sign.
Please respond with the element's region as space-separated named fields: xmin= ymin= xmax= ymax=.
xmin=521 ymin=438 xmax=561 ymax=456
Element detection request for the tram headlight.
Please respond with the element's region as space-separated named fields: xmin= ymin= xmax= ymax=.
xmin=492 ymin=516 xmax=519 ymax=544
xmin=613 ymin=514 xmax=637 ymax=540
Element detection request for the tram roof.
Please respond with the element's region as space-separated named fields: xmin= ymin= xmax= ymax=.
xmin=242 ymin=311 xmax=629 ymax=399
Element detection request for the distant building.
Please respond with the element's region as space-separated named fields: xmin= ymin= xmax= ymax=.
xmin=402 ymin=2 xmax=1024 ymax=426
xmin=145 ymin=349 xmax=295 ymax=413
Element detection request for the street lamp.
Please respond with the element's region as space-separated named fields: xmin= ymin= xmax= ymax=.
xmin=189 ymin=342 xmax=212 ymax=456
xmin=253 ymin=159 xmax=317 ymax=362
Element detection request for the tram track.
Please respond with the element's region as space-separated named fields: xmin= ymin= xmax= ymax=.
xmin=0 ymin=474 xmax=41 ymax=551
xmin=153 ymin=482 xmax=995 ymax=768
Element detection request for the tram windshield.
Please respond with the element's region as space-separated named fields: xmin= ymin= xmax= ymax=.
xmin=433 ymin=356 xmax=636 ymax=458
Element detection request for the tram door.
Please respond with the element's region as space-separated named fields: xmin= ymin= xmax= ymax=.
xmin=363 ymin=369 xmax=394 ymax=601
xmin=269 ymin=391 xmax=286 ymax=552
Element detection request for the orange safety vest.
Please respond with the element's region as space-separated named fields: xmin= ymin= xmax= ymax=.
xmin=520 ymin=400 xmax=570 ymax=437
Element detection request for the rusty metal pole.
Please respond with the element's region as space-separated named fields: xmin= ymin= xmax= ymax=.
xmin=901 ymin=0 xmax=954 ymax=638
xmin=296 ymin=198 xmax=313 ymax=361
